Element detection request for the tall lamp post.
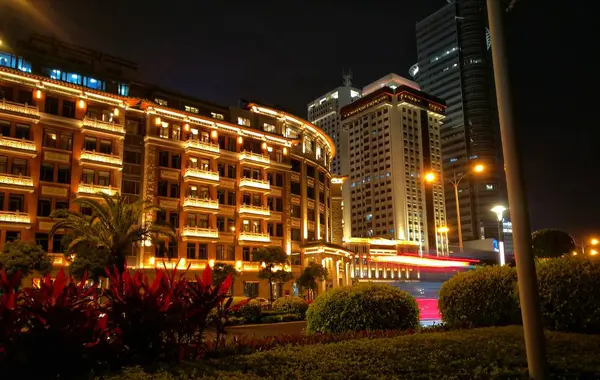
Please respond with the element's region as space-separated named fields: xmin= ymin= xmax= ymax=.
xmin=427 ymin=164 xmax=484 ymax=252
xmin=491 ymin=205 xmax=507 ymax=266
xmin=487 ymin=0 xmax=547 ymax=377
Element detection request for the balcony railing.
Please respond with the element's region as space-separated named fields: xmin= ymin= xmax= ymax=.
xmin=184 ymin=167 xmax=219 ymax=182
xmin=185 ymin=138 xmax=220 ymax=155
xmin=182 ymin=197 xmax=219 ymax=210
xmin=239 ymin=177 xmax=270 ymax=191
xmin=239 ymin=231 xmax=271 ymax=243
xmin=0 ymin=210 xmax=30 ymax=225
xmin=0 ymin=173 xmax=34 ymax=189
xmin=182 ymin=226 xmax=219 ymax=239
xmin=80 ymin=150 xmax=123 ymax=167
xmin=0 ymin=135 xmax=37 ymax=153
xmin=239 ymin=204 xmax=271 ymax=216
xmin=0 ymin=99 xmax=40 ymax=118
xmin=239 ymin=151 xmax=270 ymax=165
xmin=82 ymin=116 xmax=125 ymax=135
xmin=77 ymin=183 xmax=118 ymax=196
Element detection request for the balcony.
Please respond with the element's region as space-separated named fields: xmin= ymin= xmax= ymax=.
xmin=183 ymin=167 xmax=219 ymax=184
xmin=184 ymin=138 xmax=220 ymax=158
xmin=181 ymin=226 xmax=219 ymax=241
xmin=0 ymin=136 xmax=38 ymax=158
xmin=239 ymin=231 xmax=271 ymax=243
xmin=77 ymin=183 xmax=118 ymax=197
xmin=182 ymin=197 xmax=220 ymax=213
xmin=80 ymin=150 xmax=123 ymax=170
xmin=82 ymin=117 xmax=126 ymax=137
xmin=0 ymin=210 xmax=31 ymax=228
xmin=0 ymin=173 xmax=34 ymax=192
xmin=239 ymin=204 xmax=271 ymax=217
xmin=0 ymin=99 xmax=40 ymax=123
xmin=239 ymin=151 xmax=270 ymax=167
xmin=239 ymin=177 xmax=270 ymax=192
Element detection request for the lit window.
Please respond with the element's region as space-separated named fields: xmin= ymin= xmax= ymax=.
xmin=65 ymin=72 xmax=82 ymax=85
xmin=449 ymin=158 xmax=458 ymax=163
xmin=469 ymin=155 xmax=478 ymax=160
xmin=237 ymin=117 xmax=251 ymax=127
xmin=155 ymin=98 xmax=168 ymax=106
xmin=185 ymin=105 xmax=199 ymax=114
xmin=48 ymin=69 xmax=61 ymax=80
xmin=0 ymin=53 xmax=13 ymax=68
xmin=331 ymin=91 xmax=339 ymax=99
xmin=83 ymin=77 xmax=105 ymax=90
xmin=17 ymin=58 xmax=31 ymax=73
xmin=351 ymin=90 xmax=360 ymax=98
xmin=118 ymin=83 xmax=129 ymax=96
xmin=263 ymin=123 xmax=276 ymax=133
xmin=486 ymin=184 xmax=494 ymax=190
xmin=211 ymin=112 xmax=224 ymax=120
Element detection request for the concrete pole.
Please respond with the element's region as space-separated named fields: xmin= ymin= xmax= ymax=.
xmin=454 ymin=182 xmax=463 ymax=251
xmin=486 ymin=0 xmax=547 ymax=378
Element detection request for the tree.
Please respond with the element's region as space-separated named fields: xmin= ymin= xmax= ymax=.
xmin=61 ymin=234 xmax=110 ymax=281
xmin=0 ymin=240 xmax=51 ymax=277
xmin=252 ymin=246 xmax=293 ymax=304
xmin=50 ymin=193 xmax=169 ymax=274
xmin=531 ymin=229 xmax=576 ymax=258
xmin=296 ymin=262 xmax=328 ymax=300
xmin=212 ymin=262 xmax=240 ymax=289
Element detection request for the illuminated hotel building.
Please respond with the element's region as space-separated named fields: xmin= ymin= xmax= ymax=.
xmin=0 ymin=35 xmax=474 ymax=295
xmin=339 ymin=74 xmax=448 ymax=255
xmin=307 ymin=79 xmax=361 ymax=175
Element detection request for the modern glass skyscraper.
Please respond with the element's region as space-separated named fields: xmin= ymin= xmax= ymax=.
xmin=414 ymin=0 xmax=505 ymax=244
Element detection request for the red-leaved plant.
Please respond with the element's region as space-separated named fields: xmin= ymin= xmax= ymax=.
xmin=0 ymin=269 xmax=24 ymax=366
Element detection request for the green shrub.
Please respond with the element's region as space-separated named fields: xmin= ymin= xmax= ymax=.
xmin=306 ymin=283 xmax=419 ymax=334
xmin=536 ymin=256 xmax=600 ymax=333
xmin=438 ymin=265 xmax=520 ymax=328
xmin=239 ymin=299 xmax=262 ymax=323
xmin=272 ymin=296 xmax=308 ymax=316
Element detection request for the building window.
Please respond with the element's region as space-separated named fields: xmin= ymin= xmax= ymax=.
xmin=227 ymin=164 xmax=236 ymax=179
xmin=5 ymin=231 xmax=20 ymax=243
xmin=171 ymin=153 xmax=181 ymax=169
xmin=118 ymin=83 xmax=129 ymax=96
xmin=198 ymin=244 xmax=208 ymax=260
xmin=62 ymin=100 xmax=76 ymax=118
xmin=169 ymin=211 xmax=179 ymax=228
xmin=291 ymin=182 xmax=301 ymax=195
xmin=276 ymin=224 xmax=283 ymax=237
xmin=158 ymin=151 xmax=169 ymax=167
xmin=51 ymin=234 xmax=64 ymax=253
xmin=243 ymin=282 xmax=259 ymax=298
xmin=35 ymin=233 xmax=49 ymax=252
xmin=185 ymin=105 xmax=199 ymax=114
xmin=186 ymin=243 xmax=196 ymax=259
xmin=37 ymin=199 xmax=52 ymax=217
xmin=291 ymin=204 xmax=301 ymax=218
xmin=159 ymin=122 xmax=169 ymax=138
xmin=237 ymin=117 xmax=251 ymax=127
xmin=216 ymin=245 xmax=225 ymax=260
xmin=227 ymin=191 xmax=236 ymax=206
xmin=84 ymin=136 xmax=97 ymax=151
xmin=40 ymin=163 xmax=54 ymax=182
xmin=155 ymin=98 xmax=168 ymax=106
xmin=291 ymin=228 xmax=301 ymax=241
xmin=15 ymin=124 xmax=30 ymax=140
xmin=211 ymin=112 xmax=224 ymax=120
xmin=170 ymin=184 xmax=180 ymax=198
xmin=263 ymin=123 xmax=276 ymax=133
xmin=158 ymin=181 xmax=168 ymax=197
xmin=11 ymin=159 xmax=26 ymax=176
xmin=8 ymin=194 xmax=23 ymax=212
xmin=45 ymin=97 xmax=59 ymax=115
xmin=243 ymin=247 xmax=251 ymax=262
xmin=98 ymin=171 xmax=110 ymax=186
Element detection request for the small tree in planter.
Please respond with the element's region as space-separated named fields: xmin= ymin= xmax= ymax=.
xmin=297 ymin=262 xmax=328 ymax=300
xmin=0 ymin=240 xmax=52 ymax=278
xmin=253 ymin=246 xmax=293 ymax=305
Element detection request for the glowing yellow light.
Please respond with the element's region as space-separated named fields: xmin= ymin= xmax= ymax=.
xmin=155 ymin=117 xmax=162 ymax=126
xmin=591 ymin=238 xmax=599 ymax=246
xmin=78 ymin=99 xmax=86 ymax=109
xmin=184 ymin=123 xmax=190 ymax=131
xmin=236 ymin=260 xmax=242 ymax=270
xmin=438 ymin=226 xmax=449 ymax=233
xmin=283 ymin=147 xmax=288 ymax=155
xmin=35 ymin=89 xmax=42 ymax=99
xmin=149 ymin=257 xmax=155 ymax=265
xmin=113 ymin=107 xmax=120 ymax=117
xmin=209 ymin=259 xmax=215 ymax=268
xmin=211 ymin=130 xmax=218 ymax=139
xmin=573 ymin=251 xmax=578 ymax=256
xmin=591 ymin=249 xmax=598 ymax=256
xmin=261 ymin=142 xmax=267 ymax=150
xmin=424 ymin=172 xmax=436 ymax=183
xmin=474 ymin=164 xmax=485 ymax=173
xmin=237 ymin=136 xmax=243 ymax=144
xmin=230 ymin=225 xmax=236 ymax=232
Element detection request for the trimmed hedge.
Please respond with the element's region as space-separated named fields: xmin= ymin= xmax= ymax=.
xmin=272 ymin=296 xmax=308 ymax=316
xmin=238 ymin=300 xmax=262 ymax=323
xmin=536 ymin=256 xmax=600 ymax=333
xmin=104 ymin=327 xmax=600 ymax=379
xmin=260 ymin=313 xmax=301 ymax=324
xmin=438 ymin=265 xmax=520 ymax=328
xmin=306 ymin=283 xmax=419 ymax=334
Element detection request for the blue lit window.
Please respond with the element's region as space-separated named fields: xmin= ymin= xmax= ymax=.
xmin=17 ymin=58 xmax=31 ymax=73
xmin=449 ymin=158 xmax=458 ymax=163
xmin=83 ymin=77 xmax=105 ymax=90
xmin=389 ymin=229 xmax=394 ymax=234
xmin=63 ymin=72 xmax=82 ymax=85
xmin=366 ymin=214 xmax=372 ymax=221
xmin=351 ymin=182 xmax=356 ymax=188
xmin=117 ymin=83 xmax=129 ymax=96
xmin=48 ymin=69 xmax=62 ymax=80
xmin=0 ymin=53 xmax=16 ymax=69
xmin=469 ymin=155 xmax=478 ymax=160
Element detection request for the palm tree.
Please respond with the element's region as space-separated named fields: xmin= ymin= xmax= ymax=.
xmin=50 ymin=193 xmax=170 ymax=274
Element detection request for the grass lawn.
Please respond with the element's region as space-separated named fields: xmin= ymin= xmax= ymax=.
xmin=106 ymin=326 xmax=600 ymax=379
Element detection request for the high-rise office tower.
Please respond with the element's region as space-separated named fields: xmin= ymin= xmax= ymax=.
xmin=414 ymin=0 xmax=505 ymax=244
xmin=307 ymin=74 xmax=361 ymax=175
xmin=339 ymin=74 xmax=448 ymax=254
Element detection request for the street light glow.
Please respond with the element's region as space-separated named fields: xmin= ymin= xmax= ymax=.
xmin=491 ymin=205 xmax=507 ymax=221
xmin=437 ymin=226 xmax=449 ymax=233
xmin=591 ymin=238 xmax=599 ymax=245
xmin=591 ymin=249 xmax=598 ymax=256
xmin=474 ymin=164 xmax=485 ymax=173
xmin=424 ymin=172 xmax=436 ymax=183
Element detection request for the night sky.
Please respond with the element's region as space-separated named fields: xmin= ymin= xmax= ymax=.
xmin=11 ymin=0 xmax=600 ymax=239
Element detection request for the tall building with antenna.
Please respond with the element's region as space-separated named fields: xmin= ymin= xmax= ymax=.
xmin=307 ymin=71 xmax=361 ymax=175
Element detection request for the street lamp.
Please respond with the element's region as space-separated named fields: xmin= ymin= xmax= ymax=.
xmin=581 ymin=237 xmax=598 ymax=255
xmin=449 ymin=164 xmax=485 ymax=251
xmin=491 ymin=205 xmax=507 ymax=266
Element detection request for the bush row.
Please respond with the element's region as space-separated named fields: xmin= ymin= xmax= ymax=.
xmin=229 ymin=296 xmax=309 ymax=325
xmin=438 ymin=256 xmax=600 ymax=333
